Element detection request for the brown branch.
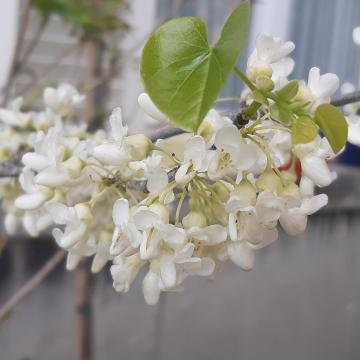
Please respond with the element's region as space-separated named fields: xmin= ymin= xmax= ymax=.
xmin=0 ymin=90 xmax=359 ymax=181
xmin=0 ymin=250 xmax=66 ymax=321
xmin=14 ymin=43 xmax=79 ymax=98
xmin=331 ymin=91 xmax=360 ymax=107
xmin=19 ymin=16 xmax=48 ymax=70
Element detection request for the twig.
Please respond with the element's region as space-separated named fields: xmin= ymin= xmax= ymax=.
xmin=0 ymin=250 xmax=66 ymax=321
xmin=1 ymin=90 xmax=360 ymax=181
xmin=149 ymin=127 xmax=185 ymax=142
xmin=331 ymin=91 xmax=360 ymax=107
xmin=14 ymin=43 xmax=79 ymax=98
xmin=19 ymin=16 xmax=48 ymax=69
xmin=127 ymin=167 xmax=178 ymax=192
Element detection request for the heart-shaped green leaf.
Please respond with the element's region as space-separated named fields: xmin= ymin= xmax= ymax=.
xmin=292 ymin=116 xmax=318 ymax=145
xmin=140 ymin=1 xmax=250 ymax=132
xmin=315 ymin=104 xmax=348 ymax=153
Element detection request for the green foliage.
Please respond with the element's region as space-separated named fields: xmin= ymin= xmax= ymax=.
xmin=32 ymin=0 xmax=129 ymax=38
xmin=315 ymin=104 xmax=348 ymax=153
xmin=292 ymin=116 xmax=318 ymax=145
xmin=269 ymin=103 xmax=295 ymax=124
xmin=140 ymin=1 xmax=251 ymax=132
xmin=277 ymin=80 xmax=299 ymax=101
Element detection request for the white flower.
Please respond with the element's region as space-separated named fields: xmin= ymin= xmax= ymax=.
xmin=353 ymin=26 xmax=360 ymax=46
xmin=15 ymin=168 xmax=53 ymax=210
xmin=256 ymin=190 xmax=328 ymax=236
xmin=110 ymin=199 xmax=142 ymax=256
xmin=21 ymin=210 xmax=53 ymax=237
xmin=186 ymin=225 xmax=227 ymax=246
xmin=142 ymin=243 xmax=215 ymax=305
xmin=138 ymin=93 xmax=168 ymax=122
xmin=4 ymin=213 xmax=19 ymax=235
xmin=208 ymin=126 xmax=258 ymax=180
xmin=0 ymin=98 xmax=30 ymax=127
xmin=93 ymin=108 xmax=130 ymax=165
xmin=48 ymin=202 xmax=90 ymax=249
xmin=293 ymin=137 xmax=334 ymax=187
xmin=247 ymin=33 xmax=295 ymax=84
xmin=44 ymin=83 xmax=84 ymax=117
xmin=144 ymin=153 xmax=174 ymax=204
xmin=159 ymin=243 xmax=215 ymax=288
xmin=199 ymin=109 xmax=233 ymax=144
xmin=268 ymin=129 xmax=292 ymax=167
xmin=22 ymin=128 xmax=64 ymax=172
xmin=299 ymin=67 xmax=339 ymax=111
xmin=133 ymin=203 xmax=186 ymax=260
xmin=111 ymin=254 xmax=144 ymax=292
xmin=346 ymin=113 xmax=360 ymax=146
xmin=227 ymin=242 xmax=255 ymax=271
xmin=226 ymin=190 xmax=278 ymax=271
xmin=279 ymin=193 xmax=328 ymax=235
xmin=175 ymin=135 xmax=209 ymax=184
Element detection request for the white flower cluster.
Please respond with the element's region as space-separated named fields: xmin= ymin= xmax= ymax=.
xmin=0 ymin=34 xmax=343 ymax=304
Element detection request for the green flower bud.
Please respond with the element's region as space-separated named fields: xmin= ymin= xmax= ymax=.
xmin=182 ymin=211 xmax=207 ymax=229
xmin=256 ymin=171 xmax=282 ymax=194
xmin=125 ymin=134 xmax=152 ymax=161
xmin=149 ymin=202 xmax=169 ymax=224
xmin=75 ymin=203 xmax=92 ymax=223
xmin=233 ymin=180 xmax=257 ymax=205
xmin=281 ymin=183 xmax=301 ymax=199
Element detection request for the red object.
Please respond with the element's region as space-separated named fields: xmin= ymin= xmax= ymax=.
xmin=278 ymin=156 xmax=302 ymax=178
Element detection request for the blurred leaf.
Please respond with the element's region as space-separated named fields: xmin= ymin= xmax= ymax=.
xmin=269 ymin=103 xmax=295 ymax=124
xmin=32 ymin=0 xmax=129 ymax=37
xmin=292 ymin=116 xmax=318 ymax=145
xmin=315 ymin=104 xmax=348 ymax=153
xmin=277 ymin=80 xmax=299 ymax=101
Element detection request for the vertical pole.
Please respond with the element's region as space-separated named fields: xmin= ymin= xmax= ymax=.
xmin=75 ymin=35 xmax=104 ymax=360
xmin=75 ymin=262 xmax=93 ymax=360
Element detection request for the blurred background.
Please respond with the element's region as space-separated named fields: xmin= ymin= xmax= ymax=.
xmin=0 ymin=0 xmax=360 ymax=359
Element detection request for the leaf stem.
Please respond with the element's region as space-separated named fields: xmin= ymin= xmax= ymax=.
xmin=233 ymin=66 xmax=256 ymax=91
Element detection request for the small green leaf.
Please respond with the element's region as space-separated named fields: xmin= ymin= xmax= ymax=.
xmin=292 ymin=116 xmax=318 ymax=145
xmin=277 ymin=80 xmax=299 ymax=101
xmin=315 ymin=104 xmax=348 ymax=153
xmin=141 ymin=1 xmax=250 ymax=132
xmin=269 ymin=103 xmax=295 ymax=124
xmin=251 ymin=90 xmax=268 ymax=105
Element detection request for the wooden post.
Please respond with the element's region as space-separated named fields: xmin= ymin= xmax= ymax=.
xmin=75 ymin=262 xmax=93 ymax=360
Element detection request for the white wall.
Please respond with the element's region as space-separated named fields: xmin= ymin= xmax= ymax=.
xmin=0 ymin=1 xmax=20 ymax=90
xmin=248 ymin=0 xmax=294 ymax=48
xmin=115 ymin=0 xmax=158 ymax=134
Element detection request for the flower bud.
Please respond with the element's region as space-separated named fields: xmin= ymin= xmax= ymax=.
xmin=63 ymin=156 xmax=83 ymax=178
xmin=233 ymin=180 xmax=257 ymax=205
xmin=149 ymin=202 xmax=169 ymax=224
xmin=182 ymin=211 xmax=207 ymax=229
xmin=125 ymin=134 xmax=152 ymax=161
xmin=75 ymin=203 xmax=92 ymax=223
xmin=198 ymin=121 xmax=214 ymax=142
xmin=211 ymin=181 xmax=230 ymax=202
xmin=281 ymin=183 xmax=301 ymax=199
xmin=247 ymin=62 xmax=272 ymax=83
xmin=256 ymin=171 xmax=282 ymax=194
